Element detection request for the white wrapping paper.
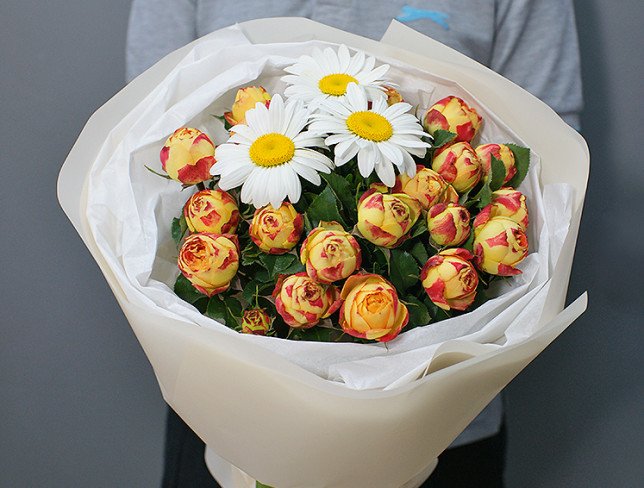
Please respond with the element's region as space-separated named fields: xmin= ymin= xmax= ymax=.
xmin=59 ymin=19 xmax=589 ymax=488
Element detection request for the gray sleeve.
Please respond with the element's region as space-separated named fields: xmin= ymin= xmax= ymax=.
xmin=126 ymin=0 xmax=198 ymax=82
xmin=490 ymin=0 xmax=583 ymax=129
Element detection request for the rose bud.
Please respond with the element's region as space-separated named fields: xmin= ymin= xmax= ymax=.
xmin=475 ymin=143 xmax=517 ymax=185
xmin=423 ymin=96 xmax=482 ymax=143
xmin=250 ymin=202 xmax=303 ymax=254
xmin=178 ymin=233 xmax=239 ymax=296
xmin=273 ymin=272 xmax=341 ymax=329
xmin=427 ymin=203 xmax=471 ymax=247
xmin=183 ymin=189 xmax=240 ymax=235
xmin=160 ymin=127 xmax=216 ymax=185
xmin=339 ymin=274 xmax=409 ymax=342
xmin=300 ymin=222 xmax=362 ymax=284
xmin=223 ymin=86 xmax=271 ymax=126
xmin=477 ymin=188 xmax=529 ymax=230
xmin=357 ymin=189 xmax=422 ymax=248
xmin=241 ymin=308 xmax=272 ymax=335
xmin=393 ymin=164 xmax=458 ymax=211
xmin=473 ymin=215 xmax=528 ymax=276
xmin=383 ymin=85 xmax=404 ymax=106
xmin=431 ymin=141 xmax=482 ymax=193
xmin=420 ymin=248 xmax=479 ymax=311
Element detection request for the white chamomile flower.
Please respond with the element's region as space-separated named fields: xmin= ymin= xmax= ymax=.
xmin=212 ymin=95 xmax=334 ymax=209
xmin=309 ymin=83 xmax=430 ymax=187
xmin=282 ymin=44 xmax=390 ymax=109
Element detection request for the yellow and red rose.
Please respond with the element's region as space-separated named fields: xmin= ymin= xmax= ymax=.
xmin=357 ymin=188 xmax=422 ymax=248
xmin=178 ymin=233 xmax=239 ymax=296
xmin=478 ymin=188 xmax=529 ymax=230
xmin=473 ymin=214 xmax=528 ymax=276
xmin=241 ymin=308 xmax=273 ymax=335
xmin=183 ymin=189 xmax=240 ymax=235
xmin=300 ymin=222 xmax=362 ymax=284
xmin=250 ymin=202 xmax=303 ymax=254
xmin=423 ymin=96 xmax=482 ymax=143
xmin=475 ymin=143 xmax=517 ymax=185
xmin=431 ymin=142 xmax=482 ymax=193
xmin=427 ymin=203 xmax=471 ymax=247
xmin=420 ymin=248 xmax=478 ymax=311
xmin=160 ymin=127 xmax=216 ymax=185
xmin=273 ymin=272 xmax=341 ymax=329
xmin=223 ymin=86 xmax=271 ymax=126
xmin=383 ymin=85 xmax=404 ymax=106
xmin=393 ymin=165 xmax=458 ymax=210
xmin=339 ymin=274 xmax=409 ymax=342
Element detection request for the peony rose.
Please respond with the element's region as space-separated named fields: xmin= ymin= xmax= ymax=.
xmin=478 ymin=188 xmax=529 ymax=230
xmin=273 ymin=272 xmax=341 ymax=329
xmin=178 ymin=233 xmax=239 ymax=296
xmin=475 ymin=143 xmax=517 ymax=185
xmin=423 ymin=96 xmax=482 ymax=143
xmin=241 ymin=308 xmax=272 ymax=335
xmin=420 ymin=248 xmax=479 ymax=311
xmin=431 ymin=141 xmax=482 ymax=193
xmin=160 ymin=127 xmax=216 ymax=185
xmin=300 ymin=221 xmax=362 ymax=284
xmin=357 ymin=188 xmax=422 ymax=248
xmin=250 ymin=202 xmax=303 ymax=254
xmin=473 ymin=215 xmax=528 ymax=276
xmin=183 ymin=189 xmax=240 ymax=235
xmin=427 ymin=203 xmax=471 ymax=247
xmin=393 ymin=165 xmax=458 ymax=210
xmin=383 ymin=85 xmax=404 ymax=106
xmin=339 ymin=274 xmax=409 ymax=342
xmin=223 ymin=86 xmax=271 ymax=126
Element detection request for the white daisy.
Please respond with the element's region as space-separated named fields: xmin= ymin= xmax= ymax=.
xmin=211 ymin=95 xmax=334 ymax=209
xmin=282 ymin=44 xmax=390 ymax=109
xmin=309 ymin=83 xmax=430 ymax=187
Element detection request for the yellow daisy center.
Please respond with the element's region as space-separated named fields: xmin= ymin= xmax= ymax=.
xmin=346 ymin=111 xmax=393 ymax=142
xmin=318 ymin=73 xmax=358 ymax=96
xmin=249 ymin=133 xmax=295 ymax=167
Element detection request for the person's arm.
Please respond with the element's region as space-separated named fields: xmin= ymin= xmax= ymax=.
xmin=490 ymin=0 xmax=583 ymax=129
xmin=126 ymin=0 xmax=198 ymax=82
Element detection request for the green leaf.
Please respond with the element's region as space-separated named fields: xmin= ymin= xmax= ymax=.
xmin=222 ymin=296 xmax=243 ymax=326
xmin=321 ymin=172 xmax=358 ymax=221
xmin=410 ymin=217 xmax=428 ymax=239
xmin=242 ymin=281 xmax=273 ymax=304
xmin=431 ymin=130 xmax=457 ymax=149
xmin=241 ymin=241 xmax=263 ymax=267
xmin=205 ymin=296 xmax=228 ymax=324
xmin=505 ymin=144 xmax=531 ymax=189
xmin=474 ymin=182 xmax=492 ymax=210
xmin=306 ymin=185 xmax=347 ymax=228
xmin=174 ymin=274 xmax=206 ymax=304
xmin=259 ymin=253 xmax=304 ymax=280
xmin=488 ymin=155 xmax=507 ymax=192
xmin=256 ymin=482 xmax=275 ymax=488
xmin=171 ymin=215 xmax=188 ymax=247
xmin=403 ymin=296 xmax=431 ymax=327
xmin=389 ymin=249 xmax=420 ymax=292
xmin=290 ymin=326 xmax=344 ymax=342
xmin=409 ymin=241 xmax=429 ymax=265
xmin=462 ymin=227 xmax=475 ymax=253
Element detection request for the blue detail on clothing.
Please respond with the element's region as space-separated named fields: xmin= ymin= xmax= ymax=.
xmin=396 ymin=5 xmax=450 ymax=30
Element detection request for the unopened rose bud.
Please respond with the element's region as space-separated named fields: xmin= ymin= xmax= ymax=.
xmin=475 ymin=143 xmax=517 ymax=185
xmin=160 ymin=127 xmax=216 ymax=185
xmin=183 ymin=189 xmax=240 ymax=234
xmin=421 ymin=248 xmax=479 ymax=311
xmin=224 ymin=86 xmax=271 ymax=126
xmin=431 ymin=142 xmax=482 ymax=193
xmin=473 ymin=215 xmax=528 ymax=276
xmin=273 ymin=273 xmax=341 ymax=329
xmin=423 ymin=96 xmax=482 ymax=143
xmin=250 ymin=202 xmax=303 ymax=254
xmin=427 ymin=203 xmax=471 ymax=247
xmin=241 ymin=308 xmax=272 ymax=335
xmin=478 ymin=188 xmax=529 ymax=230
xmin=300 ymin=222 xmax=362 ymax=284
xmin=393 ymin=165 xmax=458 ymax=210
xmin=383 ymin=86 xmax=404 ymax=106
xmin=178 ymin=233 xmax=239 ymax=296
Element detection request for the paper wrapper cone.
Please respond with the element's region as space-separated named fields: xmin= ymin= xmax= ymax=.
xmin=58 ymin=18 xmax=589 ymax=488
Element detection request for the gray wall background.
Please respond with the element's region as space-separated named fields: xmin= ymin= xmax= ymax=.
xmin=1 ymin=1 xmax=642 ymax=486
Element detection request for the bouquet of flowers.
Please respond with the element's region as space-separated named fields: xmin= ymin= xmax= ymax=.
xmin=153 ymin=45 xmax=533 ymax=348
xmin=60 ymin=19 xmax=588 ymax=488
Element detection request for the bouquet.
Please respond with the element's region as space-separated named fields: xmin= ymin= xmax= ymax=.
xmin=61 ymin=19 xmax=589 ymax=488
xmin=152 ymin=45 xmax=533 ymax=348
